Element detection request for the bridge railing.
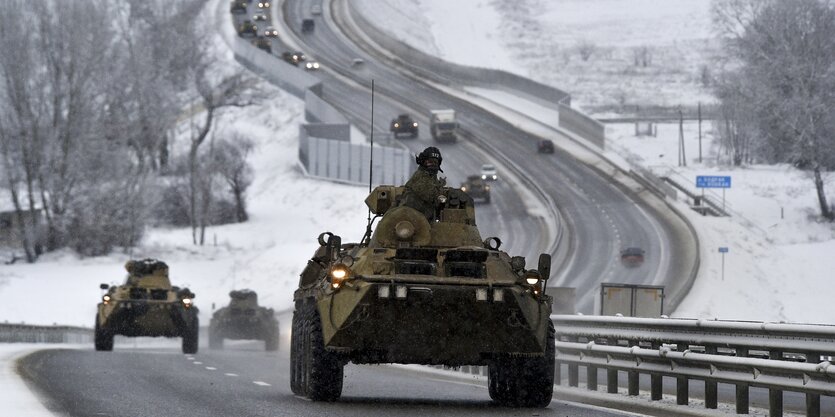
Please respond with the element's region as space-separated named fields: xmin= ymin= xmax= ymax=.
xmin=552 ymin=314 xmax=835 ymax=417
xmin=0 ymin=323 xmax=93 ymax=344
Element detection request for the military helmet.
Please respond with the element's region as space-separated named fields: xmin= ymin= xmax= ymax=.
xmin=415 ymin=146 xmax=442 ymax=166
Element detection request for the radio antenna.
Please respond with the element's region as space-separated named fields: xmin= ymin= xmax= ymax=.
xmin=362 ymin=80 xmax=376 ymax=246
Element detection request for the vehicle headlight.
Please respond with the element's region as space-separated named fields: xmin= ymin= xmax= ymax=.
xmin=525 ymin=276 xmax=540 ymax=285
xmin=313 ymin=62 xmax=319 ymax=68
xmin=330 ymin=263 xmax=351 ymax=289
xmin=461 ymin=186 xmax=467 ymax=192
xmin=394 ymin=123 xmax=399 ymax=128
xmin=485 ymin=185 xmax=490 ymax=191
xmin=412 ymin=122 xmax=418 ymax=127
xmin=182 ymin=298 xmax=193 ymax=308
xmin=481 ymin=175 xmax=487 ymax=180
xmin=102 ymin=295 xmax=111 ymax=304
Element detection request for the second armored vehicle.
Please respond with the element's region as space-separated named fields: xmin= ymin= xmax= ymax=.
xmin=389 ymin=114 xmax=418 ymax=139
xmin=291 ymin=185 xmax=555 ymax=407
xmin=209 ymin=289 xmax=280 ymax=351
xmin=460 ymin=175 xmax=491 ymax=203
xmin=95 ymin=259 xmax=199 ymax=354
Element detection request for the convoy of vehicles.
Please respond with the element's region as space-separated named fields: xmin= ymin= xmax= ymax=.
xmin=290 ymin=185 xmax=555 ymax=407
xmin=429 ymin=109 xmax=458 ymax=142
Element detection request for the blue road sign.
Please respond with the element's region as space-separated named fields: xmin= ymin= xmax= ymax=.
xmin=697 ymin=175 xmax=731 ymax=188
xmin=719 ymin=247 xmax=729 ymax=253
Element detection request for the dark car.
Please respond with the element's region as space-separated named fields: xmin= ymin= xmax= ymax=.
xmin=281 ymin=51 xmax=306 ymax=66
xmin=301 ymin=18 xmax=315 ymax=33
xmin=461 ymin=175 xmax=491 ymax=203
xmin=620 ymin=247 xmax=645 ymax=267
xmin=253 ymin=37 xmax=272 ymax=54
xmin=237 ymin=20 xmax=257 ymax=37
xmin=538 ymin=139 xmax=554 ymax=154
xmin=389 ymin=113 xmax=418 ymax=138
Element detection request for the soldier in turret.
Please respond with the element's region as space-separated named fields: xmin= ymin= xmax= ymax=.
xmin=399 ymin=146 xmax=446 ymax=221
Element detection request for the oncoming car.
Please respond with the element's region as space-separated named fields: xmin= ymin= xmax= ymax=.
xmin=304 ymin=60 xmax=320 ymax=70
xmin=264 ymin=26 xmax=278 ymax=37
xmin=253 ymin=10 xmax=267 ymax=21
xmin=480 ymin=164 xmax=498 ymax=181
xmin=257 ymin=1 xmax=270 ymax=8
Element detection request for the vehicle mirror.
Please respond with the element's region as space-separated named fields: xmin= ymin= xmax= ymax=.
xmin=100 ymin=283 xmax=109 ymax=290
xmin=538 ymin=253 xmax=552 ymax=284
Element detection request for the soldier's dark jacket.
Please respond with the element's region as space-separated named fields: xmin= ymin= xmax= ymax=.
xmin=400 ymin=167 xmax=446 ymax=220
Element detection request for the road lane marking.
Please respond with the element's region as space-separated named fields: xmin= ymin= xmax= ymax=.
xmin=206 ymin=367 xmax=217 ymax=370
xmin=253 ymin=381 xmax=271 ymax=386
xmin=225 ymin=373 xmax=238 ymax=377
xmin=193 ymin=361 xmax=203 ymax=365
xmin=186 ymin=357 xmax=195 ymax=360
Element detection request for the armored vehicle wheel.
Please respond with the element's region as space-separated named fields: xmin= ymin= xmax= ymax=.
xmin=94 ymin=314 xmax=113 ymax=352
xmin=182 ymin=316 xmax=199 ymax=354
xmin=488 ymin=321 xmax=555 ymax=407
xmin=297 ymin=301 xmax=343 ymax=401
xmin=290 ymin=307 xmax=304 ymax=395
xmin=265 ymin=325 xmax=279 ymax=352
xmin=209 ymin=328 xmax=223 ymax=350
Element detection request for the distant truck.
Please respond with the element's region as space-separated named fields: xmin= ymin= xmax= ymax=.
xmin=429 ymin=109 xmax=458 ymax=143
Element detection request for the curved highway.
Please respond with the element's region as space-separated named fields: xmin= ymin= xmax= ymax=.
xmin=278 ymin=0 xmax=697 ymax=314
xmin=18 ymin=332 xmax=631 ymax=416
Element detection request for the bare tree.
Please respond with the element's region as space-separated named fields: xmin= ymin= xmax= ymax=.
xmin=212 ymin=135 xmax=254 ymax=223
xmin=713 ymin=0 xmax=835 ymax=220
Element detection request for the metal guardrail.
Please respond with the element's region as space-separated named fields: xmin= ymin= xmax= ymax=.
xmin=552 ymin=315 xmax=835 ymax=417
xmin=0 ymin=323 xmax=93 ymax=344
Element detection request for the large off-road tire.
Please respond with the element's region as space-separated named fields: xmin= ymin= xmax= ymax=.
xmin=297 ymin=301 xmax=343 ymax=401
xmin=208 ymin=327 xmax=223 ymax=350
xmin=94 ymin=314 xmax=114 ymax=352
xmin=182 ymin=316 xmax=199 ymax=354
xmin=290 ymin=307 xmax=304 ymax=395
xmin=265 ymin=324 xmax=280 ymax=352
xmin=488 ymin=321 xmax=555 ymax=408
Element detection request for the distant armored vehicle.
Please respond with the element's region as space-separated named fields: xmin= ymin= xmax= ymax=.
xmin=291 ymin=185 xmax=555 ymax=407
xmin=229 ymin=1 xmax=246 ymax=14
xmin=238 ymin=20 xmax=257 ymax=37
xmin=281 ymin=51 xmax=306 ymax=66
xmin=253 ymin=36 xmax=272 ymax=54
xmin=209 ymin=289 xmax=279 ymax=351
xmin=389 ymin=113 xmax=418 ymax=139
xmin=95 ymin=259 xmax=198 ymax=354
xmin=429 ymin=109 xmax=458 ymax=142
xmin=460 ymin=175 xmax=491 ymax=203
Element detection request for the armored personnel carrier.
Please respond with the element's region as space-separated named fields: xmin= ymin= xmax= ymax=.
xmin=291 ymin=186 xmax=555 ymax=407
xmin=460 ymin=175 xmax=491 ymax=203
xmin=95 ymin=259 xmax=199 ymax=354
xmin=389 ymin=113 xmax=418 ymax=139
xmin=209 ymin=289 xmax=279 ymax=351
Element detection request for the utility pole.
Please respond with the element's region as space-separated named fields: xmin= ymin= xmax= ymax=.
xmin=678 ymin=107 xmax=686 ymax=167
xmin=698 ymin=102 xmax=703 ymax=164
